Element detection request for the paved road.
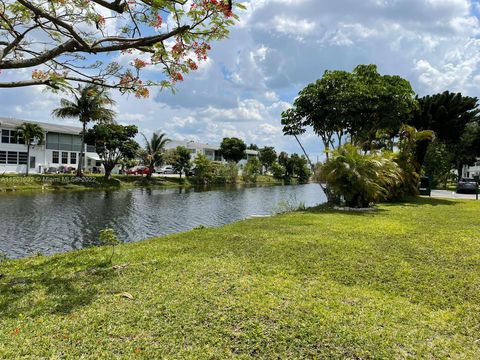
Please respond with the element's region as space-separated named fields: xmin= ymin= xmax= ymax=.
xmin=429 ymin=190 xmax=479 ymax=200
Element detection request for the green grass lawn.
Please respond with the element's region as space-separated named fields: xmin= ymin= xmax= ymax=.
xmin=1 ymin=198 xmax=479 ymax=358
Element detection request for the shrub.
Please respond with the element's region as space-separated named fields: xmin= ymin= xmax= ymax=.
xmin=99 ymin=228 xmax=121 ymax=262
xmin=243 ymin=157 xmax=262 ymax=183
xmin=320 ymin=144 xmax=403 ymax=208
xmin=216 ymin=162 xmax=238 ymax=184
xmin=271 ymin=162 xmax=286 ymax=179
xmin=192 ymin=154 xmax=214 ymax=185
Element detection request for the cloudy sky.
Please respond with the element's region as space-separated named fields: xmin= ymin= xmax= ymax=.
xmin=2 ymin=0 xmax=480 ymax=160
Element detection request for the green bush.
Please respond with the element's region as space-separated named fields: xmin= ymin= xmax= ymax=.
xmin=270 ymin=162 xmax=286 ymax=179
xmin=98 ymin=228 xmax=121 ymax=262
xmin=216 ymin=162 xmax=238 ymax=184
xmin=320 ymin=144 xmax=403 ymax=208
xmin=242 ymin=157 xmax=262 ymax=183
xmin=191 ymin=154 xmax=215 ymax=185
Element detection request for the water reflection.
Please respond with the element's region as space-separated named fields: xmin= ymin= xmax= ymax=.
xmin=0 ymin=183 xmax=325 ymax=259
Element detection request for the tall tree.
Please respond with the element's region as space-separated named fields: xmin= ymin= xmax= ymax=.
xmin=219 ymin=137 xmax=246 ymax=163
xmin=141 ymin=131 xmax=170 ymax=179
xmin=410 ymin=91 xmax=480 ymax=176
xmin=52 ymin=85 xmax=116 ymax=177
xmin=282 ymin=64 xmax=416 ymax=157
xmin=13 ymin=122 xmax=44 ymax=176
xmin=84 ymin=124 xmax=139 ymax=180
xmin=0 ymin=1 xmax=242 ymax=95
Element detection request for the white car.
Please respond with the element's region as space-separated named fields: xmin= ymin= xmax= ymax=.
xmin=157 ymin=165 xmax=174 ymax=174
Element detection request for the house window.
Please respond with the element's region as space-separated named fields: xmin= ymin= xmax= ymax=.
xmin=1 ymin=129 xmax=23 ymax=144
xmin=61 ymin=152 xmax=68 ymax=164
xmin=7 ymin=151 xmax=18 ymax=164
xmin=70 ymin=152 xmax=77 ymax=164
xmin=87 ymin=159 xmax=92 ymax=166
xmin=18 ymin=152 xmax=28 ymax=165
xmin=1 ymin=130 xmax=9 ymax=143
xmin=52 ymin=151 xmax=59 ymax=164
xmin=0 ymin=151 xmax=6 ymax=164
xmin=0 ymin=151 xmax=27 ymax=165
xmin=205 ymin=149 xmax=214 ymax=160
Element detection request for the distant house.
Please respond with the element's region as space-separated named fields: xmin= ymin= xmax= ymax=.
xmin=462 ymin=161 xmax=480 ymax=179
xmin=0 ymin=117 xmax=101 ymax=174
xmin=165 ymin=140 xmax=259 ymax=165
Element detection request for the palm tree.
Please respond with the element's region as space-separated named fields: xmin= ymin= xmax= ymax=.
xmin=14 ymin=123 xmax=44 ymax=176
xmin=52 ymin=85 xmax=116 ymax=177
xmin=141 ymin=132 xmax=170 ymax=179
xmin=320 ymin=144 xmax=403 ymax=208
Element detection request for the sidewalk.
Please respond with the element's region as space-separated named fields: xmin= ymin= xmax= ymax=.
xmin=429 ymin=190 xmax=478 ymax=200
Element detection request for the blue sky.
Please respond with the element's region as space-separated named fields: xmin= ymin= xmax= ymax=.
xmin=1 ymin=0 xmax=480 ymax=160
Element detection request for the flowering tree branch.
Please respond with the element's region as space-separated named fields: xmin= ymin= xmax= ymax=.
xmin=0 ymin=0 xmax=242 ymax=97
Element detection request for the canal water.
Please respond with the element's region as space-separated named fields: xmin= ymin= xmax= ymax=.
xmin=0 ymin=183 xmax=326 ymax=259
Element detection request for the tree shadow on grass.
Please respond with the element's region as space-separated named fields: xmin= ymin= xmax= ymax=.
xmin=305 ymin=205 xmax=388 ymax=216
xmin=0 ymin=254 xmax=115 ymax=319
xmin=382 ymin=196 xmax=459 ymax=207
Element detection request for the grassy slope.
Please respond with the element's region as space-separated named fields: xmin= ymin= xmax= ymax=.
xmin=1 ymin=198 xmax=479 ymax=358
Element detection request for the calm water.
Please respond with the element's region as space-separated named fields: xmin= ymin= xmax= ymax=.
xmin=0 ymin=184 xmax=326 ymax=259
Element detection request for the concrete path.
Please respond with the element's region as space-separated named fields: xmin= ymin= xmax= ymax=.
xmin=429 ymin=190 xmax=479 ymax=200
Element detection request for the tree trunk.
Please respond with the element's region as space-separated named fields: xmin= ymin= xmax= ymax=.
xmin=457 ymin=162 xmax=464 ymax=179
xmin=104 ymin=163 xmax=114 ymax=180
xmin=293 ymin=134 xmax=314 ymax=170
xmin=146 ymin=163 xmax=154 ymax=179
xmin=77 ymin=121 xmax=86 ymax=177
xmin=26 ymin=145 xmax=30 ymax=176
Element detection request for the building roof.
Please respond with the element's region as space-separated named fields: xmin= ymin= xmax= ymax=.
xmin=0 ymin=116 xmax=82 ymax=135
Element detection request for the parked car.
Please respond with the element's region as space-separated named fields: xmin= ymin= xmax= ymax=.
xmin=157 ymin=165 xmax=174 ymax=174
xmin=456 ymin=178 xmax=478 ymax=194
xmin=45 ymin=167 xmax=59 ymax=174
xmin=126 ymin=166 xmax=151 ymax=176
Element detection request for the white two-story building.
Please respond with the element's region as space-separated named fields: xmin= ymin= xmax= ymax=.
xmin=0 ymin=117 xmax=102 ymax=174
xmin=165 ymin=140 xmax=259 ymax=165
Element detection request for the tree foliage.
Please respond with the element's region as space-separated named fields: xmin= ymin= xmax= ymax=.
xmin=320 ymin=144 xmax=403 ymax=208
xmin=242 ymin=156 xmax=261 ymax=183
xmin=423 ymin=140 xmax=455 ymax=188
xmin=0 ymin=0 xmax=243 ymax=95
xmin=219 ymin=137 xmax=246 ymax=163
xmin=281 ymin=64 xmax=416 ymax=156
xmin=170 ymin=146 xmax=191 ymax=178
xmin=84 ymin=123 xmax=139 ymax=179
xmin=52 ymin=85 xmax=116 ymax=176
xmin=410 ymin=91 xmax=480 ymax=175
xmin=258 ymin=146 xmax=277 ymax=172
xmin=192 ymin=153 xmax=214 ymax=184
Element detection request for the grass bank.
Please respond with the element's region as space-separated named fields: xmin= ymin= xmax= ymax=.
xmin=1 ymin=198 xmax=479 ymax=358
xmin=0 ymin=174 xmax=283 ymax=194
